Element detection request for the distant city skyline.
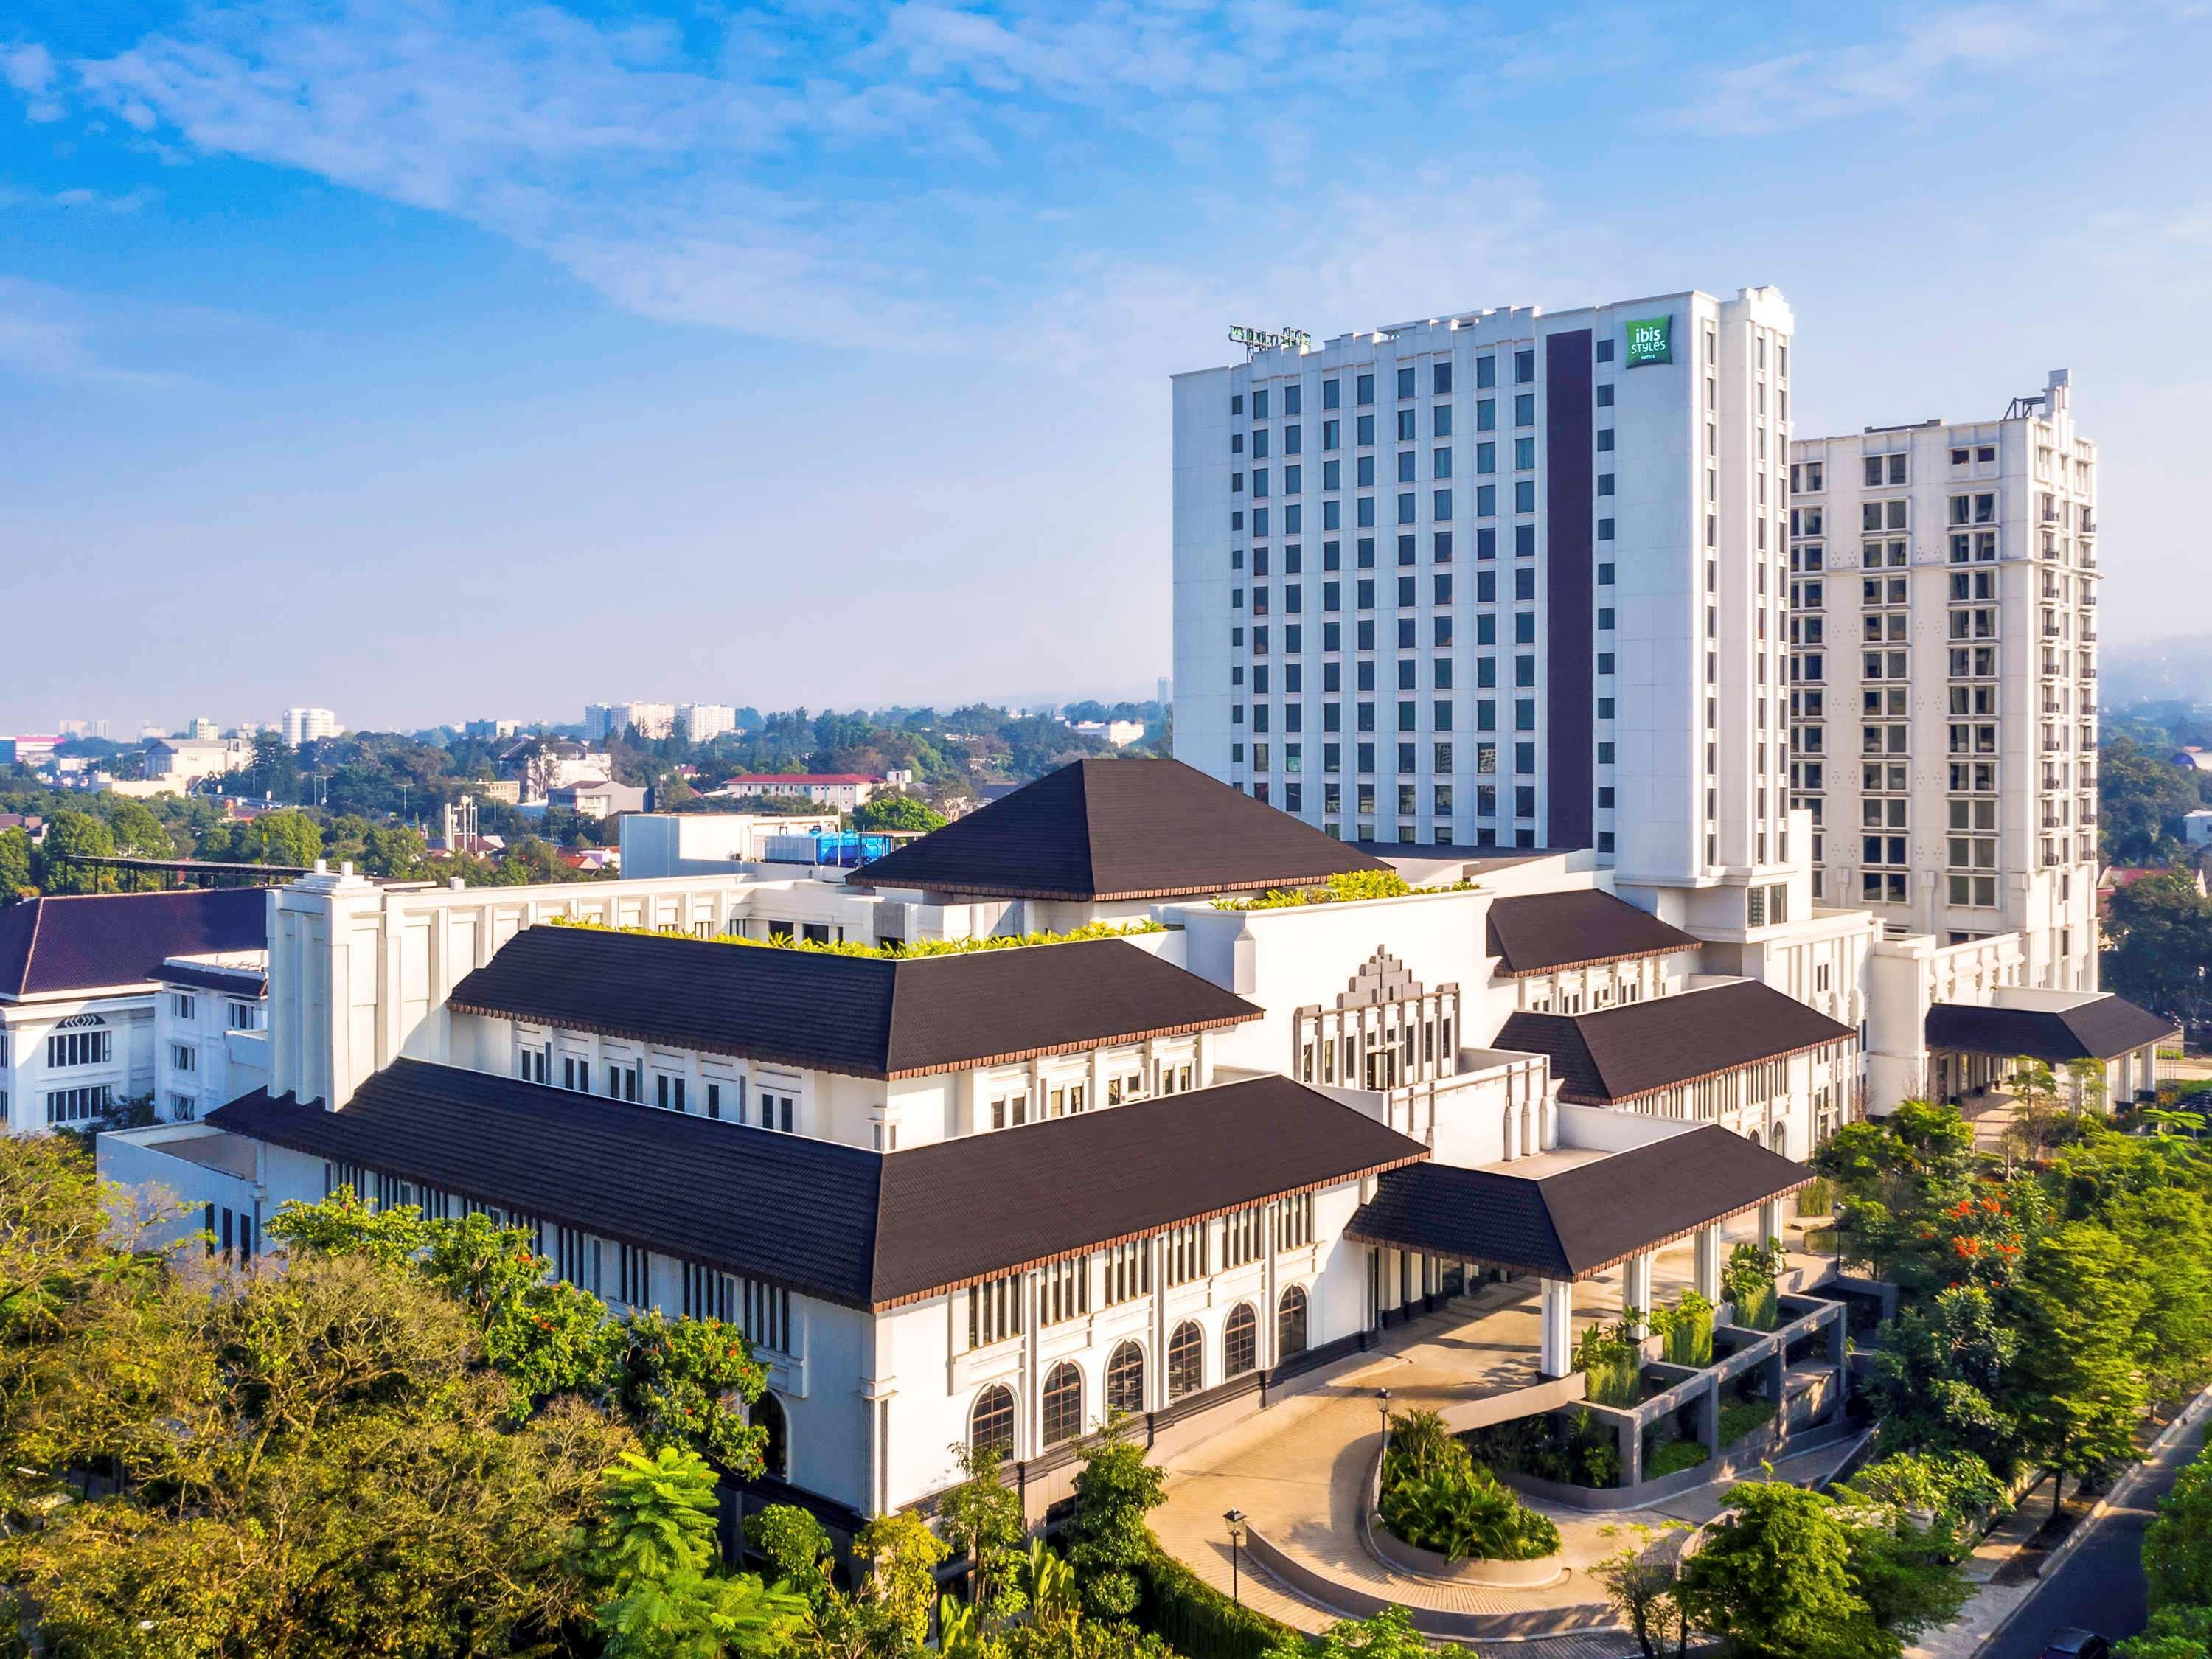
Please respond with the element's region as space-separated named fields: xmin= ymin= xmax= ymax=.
xmin=5 ymin=0 xmax=2210 ymax=728
xmin=18 ymin=683 xmax=1172 ymax=740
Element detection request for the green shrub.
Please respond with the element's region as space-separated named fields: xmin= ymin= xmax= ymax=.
xmin=1722 ymin=1239 xmax=1787 ymax=1332
xmin=1463 ymin=1408 xmax=1621 ymax=1490
xmin=1839 ymin=1450 xmax=2009 ymax=1542
xmin=1717 ymin=1398 xmax=1777 ymax=1447
xmin=1652 ymin=1290 xmax=1715 ymax=1368
xmin=549 ymin=913 xmax=1166 ymax=959
xmin=1210 ymin=870 xmax=1478 ymax=910
xmin=1376 ymin=1463 xmax=1560 ymax=1562
xmin=1381 ymin=1408 xmax=1470 ymax=1486
xmin=1646 ymin=1438 xmax=1711 ymax=1479
xmin=1576 ymin=1320 xmax=1643 ymax=1406
xmin=1133 ymin=1542 xmax=1292 ymax=1659
xmin=1795 ymin=1177 xmax=1834 ymax=1217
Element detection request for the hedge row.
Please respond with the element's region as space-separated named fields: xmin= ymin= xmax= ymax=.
xmin=1133 ymin=1538 xmax=1297 ymax=1659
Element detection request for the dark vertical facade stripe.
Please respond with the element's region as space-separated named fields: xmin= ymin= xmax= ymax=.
xmin=1545 ymin=330 xmax=1596 ymax=850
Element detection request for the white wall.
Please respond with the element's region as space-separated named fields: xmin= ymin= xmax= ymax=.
xmin=2 ymin=990 xmax=159 ymax=1133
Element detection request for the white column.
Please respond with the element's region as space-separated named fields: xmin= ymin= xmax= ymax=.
xmin=1693 ymin=1225 xmax=1722 ymax=1301
xmin=1538 ymin=1277 xmax=1574 ymax=1378
xmin=1622 ymin=1251 xmax=1655 ymax=1339
xmin=1757 ymin=1197 xmax=1784 ymax=1245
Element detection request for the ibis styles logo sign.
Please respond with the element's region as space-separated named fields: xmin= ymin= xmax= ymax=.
xmin=1624 ymin=315 xmax=1673 ymax=367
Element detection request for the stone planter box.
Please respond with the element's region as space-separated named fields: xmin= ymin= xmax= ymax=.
xmin=1366 ymin=1520 xmax=1565 ymax=1587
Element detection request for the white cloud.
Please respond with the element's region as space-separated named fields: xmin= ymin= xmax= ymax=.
xmin=3 ymin=41 xmax=64 ymax=119
xmin=1671 ymin=1 xmax=2130 ymax=137
xmin=0 ymin=184 xmax=153 ymax=212
xmin=0 ymin=0 xmax=1600 ymax=356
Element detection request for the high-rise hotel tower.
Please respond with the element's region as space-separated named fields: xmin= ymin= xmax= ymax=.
xmin=1172 ymin=288 xmax=1798 ymax=895
xmin=1787 ymin=372 xmax=2100 ymax=989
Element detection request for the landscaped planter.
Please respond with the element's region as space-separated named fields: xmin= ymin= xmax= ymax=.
xmin=1366 ymin=1518 xmax=1565 ymax=1587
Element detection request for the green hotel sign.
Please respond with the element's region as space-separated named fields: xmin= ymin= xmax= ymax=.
xmin=1624 ymin=315 xmax=1673 ymax=367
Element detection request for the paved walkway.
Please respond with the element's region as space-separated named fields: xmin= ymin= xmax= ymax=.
xmin=1151 ymin=1217 xmax=1839 ymax=1639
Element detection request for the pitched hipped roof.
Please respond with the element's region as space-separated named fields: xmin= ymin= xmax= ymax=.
xmin=1495 ymin=979 xmax=1854 ymax=1105
xmin=1484 ymin=889 xmax=1700 ymax=977
xmin=0 ymin=888 xmax=268 ymax=1000
xmin=1349 ymin=1126 xmax=1812 ymax=1279
xmin=848 ymin=758 xmax=1385 ymax=901
xmin=1925 ymin=995 xmax=2180 ymax=1063
xmin=208 ymin=1062 xmax=1425 ymax=1310
xmin=448 ymin=925 xmax=1262 ymax=1079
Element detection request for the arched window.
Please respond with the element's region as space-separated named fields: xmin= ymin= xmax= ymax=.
xmin=970 ymin=1385 xmax=1015 ymax=1458
xmin=1167 ymin=1321 xmax=1204 ymax=1399
xmin=1042 ymin=1362 xmax=1084 ymax=1445
xmin=1747 ymin=1127 xmax=1762 ymax=1150
xmin=754 ymin=1390 xmax=789 ymax=1480
xmin=1770 ymin=1121 xmax=1789 ymax=1158
xmin=1277 ymin=1285 xmax=1309 ymax=1358
xmin=1223 ymin=1304 xmax=1257 ymax=1379
xmin=1107 ymin=1340 xmax=1146 ymax=1418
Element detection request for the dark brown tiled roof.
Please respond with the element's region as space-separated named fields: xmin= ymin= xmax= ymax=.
xmin=1925 ymin=995 xmax=2180 ymax=1064
xmin=209 ymin=1062 xmax=1425 ymax=1309
xmin=1348 ymin=1126 xmax=1812 ymax=1279
xmin=1495 ymin=980 xmax=1854 ymax=1105
xmin=0 ymin=888 xmax=267 ymax=1000
xmin=1484 ymin=889 xmax=1700 ymax=977
xmin=159 ymin=961 xmax=269 ymax=998
xmin=849 ymin=758 xmax=1385 ymax=901
xmin=447 ymin=926 xmax=1260 ymax=1079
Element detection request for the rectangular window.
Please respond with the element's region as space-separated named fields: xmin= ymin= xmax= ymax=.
xmin=967 ymin=1273 xmax=1024 ymax=1347
xmin=1102 ymin=1239 xmax=1151 ymax=1304
xmin=1040 ymin=1256 xmax=1089 ymax=1324
xmin=44 ymin=1085 xmax=113 ymax=1125
xmin=1164 ymin=1221 xmax=1210 ymax=1285
xmin=46 ymin=1027 xmax=112 ymax=1069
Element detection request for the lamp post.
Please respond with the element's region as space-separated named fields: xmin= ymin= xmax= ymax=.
xmin=1222 ymin=1509 xmax=1247 ymax=1605
xmin=1377 ymin=1386 xmax=1392 ymax=1456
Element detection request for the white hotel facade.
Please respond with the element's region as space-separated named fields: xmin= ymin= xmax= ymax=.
xmin=1787 ymin=371 xmax=2100 ymax=989
xmin=58 ymin=285 xmax=2171 ymax=1573
xmin=1172 ymin=287 xmax=1798 ymax=897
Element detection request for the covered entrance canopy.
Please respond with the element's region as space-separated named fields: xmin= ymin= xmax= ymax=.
xmin=1347 ymin=1124 xmax=1812 ymax=1282
xmin=1346 ymin=1125 xmax=1814 ymax=1377
xmin=1924 ymin=992 xmax=2179 ymax=1107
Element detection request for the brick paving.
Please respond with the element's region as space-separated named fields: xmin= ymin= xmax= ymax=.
xmin=1150 ymin=1220 xmax=1843 ymax=1643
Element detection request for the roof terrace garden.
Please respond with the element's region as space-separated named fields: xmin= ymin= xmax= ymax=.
xmin=545 ymin=913 xmax=1166 ymax=959
xmin=451 ymin=921 xmax=1254 ymax=1080
xmin=1208 ymin=869 xmax=1479 ymax=911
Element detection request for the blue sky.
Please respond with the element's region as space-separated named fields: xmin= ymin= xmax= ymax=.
xmin=4 ymin=0 xmax=2208 ymax=733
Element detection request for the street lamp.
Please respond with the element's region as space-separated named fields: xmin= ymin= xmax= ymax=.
xmin=1377 ymin=1386 xmax=1393 ymax=1455
xmin=1222 ymin=1509 xmax=1247 ymax=1605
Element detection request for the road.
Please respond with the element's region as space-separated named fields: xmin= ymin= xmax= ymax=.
xmin=1983 ymin=1416 xmax=2207 ymax=1659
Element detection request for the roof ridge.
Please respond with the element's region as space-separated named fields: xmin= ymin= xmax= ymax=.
xmin=10 ymin=896 xmax=45 ymax=998
xmin=1071 ymin=756 xmax=1101 ymax=886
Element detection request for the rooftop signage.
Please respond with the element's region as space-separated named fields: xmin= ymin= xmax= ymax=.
xmin=1231 ymin=324 xmax=1312 ymax=352
xmin=1624 ymin=315 xmax=1673 ymax=368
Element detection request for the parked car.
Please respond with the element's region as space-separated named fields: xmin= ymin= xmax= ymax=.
xmin=2039 ymin=1629 xmax=2110 ymax=1659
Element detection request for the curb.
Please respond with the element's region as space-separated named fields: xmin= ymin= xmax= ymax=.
xmin=1970 ymin=1385 xmax=2212 ymax=1656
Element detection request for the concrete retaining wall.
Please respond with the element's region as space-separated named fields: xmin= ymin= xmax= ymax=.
xmin=1239 ymin=1522 xmax=1608 ymax=1641
xmin=1366 ymin=1517 xmax=1565 ymax=1587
